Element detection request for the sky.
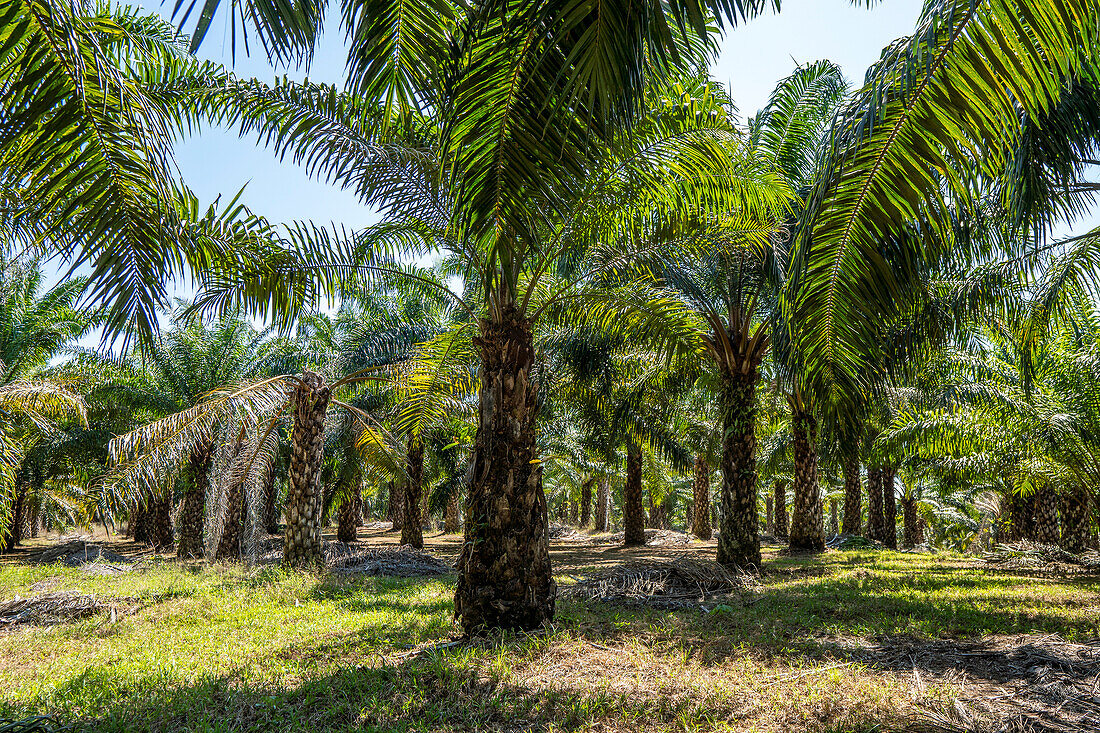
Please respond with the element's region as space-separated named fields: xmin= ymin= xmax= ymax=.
xmin=167 ymin=0 xmax=929 ymax=231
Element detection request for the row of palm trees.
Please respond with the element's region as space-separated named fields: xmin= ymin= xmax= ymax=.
xmin=2 ymin=0 xmax=1099 ymax=633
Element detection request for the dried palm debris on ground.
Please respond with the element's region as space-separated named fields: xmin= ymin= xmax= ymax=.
xmin=0 ymin=591 xmax=139 ymax=628
xmin=548 ymin=523 xmax=589 ymax=542
xmin=982 ymin=542 xmax=1100 ymax=573
xmin=597 ymin=529 xmax=696 ymax=547
xmin=561 ymin=557 xmax=762 ymax=610
xmin=325 ymin=544 xmax=452 ymax=577
xmin=828 ymin=633 xmax=1100 ymax=733
xmin=28 ymin=538 xmax=134 ymax=570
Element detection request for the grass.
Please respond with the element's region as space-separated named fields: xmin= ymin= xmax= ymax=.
xmin=1 ymin=544 xmax=1098 ymax=732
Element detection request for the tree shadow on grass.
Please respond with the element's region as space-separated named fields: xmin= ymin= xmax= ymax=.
xmin=13 ymin=641 xmax=914 ymax=733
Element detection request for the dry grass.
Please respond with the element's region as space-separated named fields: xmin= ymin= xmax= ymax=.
xmin=0 ymin=528 xmax=1098 ymax=732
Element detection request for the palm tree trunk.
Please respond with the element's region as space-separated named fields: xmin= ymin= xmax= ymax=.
xmin=594 ymin=476 xmax=609 ymax=532
xmin=765 ymin=494 xmax=774 ymax=536
xmin=692 ymin=454 xmax=712 ymax=540
xmin=151 ymin=494 xmax=174 ymax=549
xmin=901 ymin=496 xmax=922 ymax=547
xmin=1033 ymin=483 xmax=1059 ymax=544
xmin=842 ymin=455 xmax=861 ymax=535
xmin=881 ymin=467 xmax=897 ymax=549
xmin=215 ymin=436 xmax=247 ymax=561
xmin=3 ymin=482 xmax=27 ymax=551
xmin=866 ymin=467 xmax=884 ymax=541
xmin=401 ymin=437 xmax=425 ymax=549
xmin=647 ymin=493 xmax=668 ymax=529
xmin=388 ymin=481 xmax=404 ymax=531
xmin=177 ymin=442 xmax=211 ymax=559
xmin=1005 ymin=491 xmax=1034 ymax=541
xmin=579 ymin=479 xmax=593 ymax=528
xmin=623 ymin=446 xmax=646 ymax=545
xmin=773 ymin=481 xmax=788 ymax=539
xmin=131 ymin=500 xmax=149 ymax=545
xmin=1060 ymin=485 xmax=1090 ymax=554
xmin=283 ymin=371 xmax=331 ymax=568
xmin=829 ymin=499 xmax=839 ymax=536
xmin=444 ymin=487 xmax=461 ymax=533
xmin=455 ymin=312 xmax=554 ymax=633
xmin=716 ymin=369 xmax=761 ymax=567
xmin=337 ymin=471 xmax=361 ymax=543
xmin=263 ymin=466 xmax=279 ymax=534
xmin=788 ymin=408 xmax=824 ymax=551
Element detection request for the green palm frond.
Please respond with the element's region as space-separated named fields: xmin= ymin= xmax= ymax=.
xmin=792 ymin=0 xmax=1099 ymax=402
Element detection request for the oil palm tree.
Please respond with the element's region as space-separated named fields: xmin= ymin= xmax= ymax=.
xmin=168 ymin=64 xmax=779 ymax=628
xmin=0 ymin=255 xmax=93 ymax=550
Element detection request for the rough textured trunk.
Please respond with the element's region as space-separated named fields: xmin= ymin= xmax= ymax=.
xmin=1 ymin=483 xmax=27 ymax=552
xmin=842 ymin=455 xmax=861 ymax=535
xmin=569 ymin=498 xmax=580 ymax=525
xmin=1060 ymin=486 xmax=1091 ymax=554
xmin=765 ymin=495 xmax=774 ymax=536
xmin=774 ymin=481 xmax=788 ymax=539
xmin=215 ymin=435 xmax=247 ymax=561
xmin=788 ymin=409 xmax=824 ymax=551
xmin=132 ymin=500 xmax=153 ymax=546
xmin=829 ymin=499 xmax=839 ymax=536
xmin=283 ymin=371 xmax=331 ymax=568
xmin=623 ymin=447 xmax=646 ymax=546
xmin=1006 ymin=491 xmax=1034 ymax=541
xmin=215 ymin=480 xmax=244 ymax=559
xmin=262 ymin=466 xmax=279 ymax=534
xmin=866 ymin=468 xmax=884 ymax=541
xmin=594 ymin=477 xmax=609 ymax=532
xmin=1033 ymin=483 xmax=1059 ymax=544
xmin=648 ymin=494 xmax=669 ymax=529
xmin=388 ymin=481 xmax=404 ymax=531
xmin=902 ymin=496 xmax=922 ymax=547
xmin=716 ymin=369 xmax=761 ymax=567
xmin=881 ymin=467 xmax=897 ymax=549
xmin=692 ymin=454 xmax=712 ymax=540
xmin=151 ymin=494 xmax=174 ymax=549
xmin=444 ymin=488 xmax=461 ymax=533
xmin=337 ymin=473 xmax=361 ymax=543
xmin=455 ymin=312 xmax=554 ymax=633
xmin=177 ymin=442 xmax=211 ymax=559
xmin=579 ymin=479 xmax=593 ymax=528
xmin=401 ymin=437 xmax=425 ymax=549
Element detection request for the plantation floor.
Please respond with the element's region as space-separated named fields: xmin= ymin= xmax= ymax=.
xmin=2 ymin=527 xmax=1099 ymax=732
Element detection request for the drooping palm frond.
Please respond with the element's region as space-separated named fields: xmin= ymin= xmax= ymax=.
xmin=105 ymin=376 xmax=291 ymax=502
xmin=792 ymin=0 xmax=1100 ymax=403
xmin=0 ymin=0 xmax=191 ymax=342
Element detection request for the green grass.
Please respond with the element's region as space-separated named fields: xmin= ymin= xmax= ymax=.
xmin=1 ymin=549 xmax=1097 ymax=732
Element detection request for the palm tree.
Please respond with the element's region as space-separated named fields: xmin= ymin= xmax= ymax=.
xmin=172 ymin=64 xmax=772 ymax=626
xmin=0 ymin=255 xmax=93 ymax=550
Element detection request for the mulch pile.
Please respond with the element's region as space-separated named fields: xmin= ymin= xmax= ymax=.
xmin=982 ymin=541 xmax=1100 ymax=574
xmin=832 ymin=633 xmax=1100 ymax=732
xmin=28 ymin=538 xmax=135 ymax=574
xmin=548 ymin=523 xmax=589 ymax=542
xmin=325 ymin=544 xmax=452 ymax=577
xmin=0 ymin=591 xmax=139 ymax=628
xmin=598 ymin=529 xmax=696 ymax=547
xmin=561 ymin=556 xmax=761 ymax=610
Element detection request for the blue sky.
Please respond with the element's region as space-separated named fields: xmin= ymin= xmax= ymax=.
xmin=168 ymin=0 xmax=928 ymax=231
